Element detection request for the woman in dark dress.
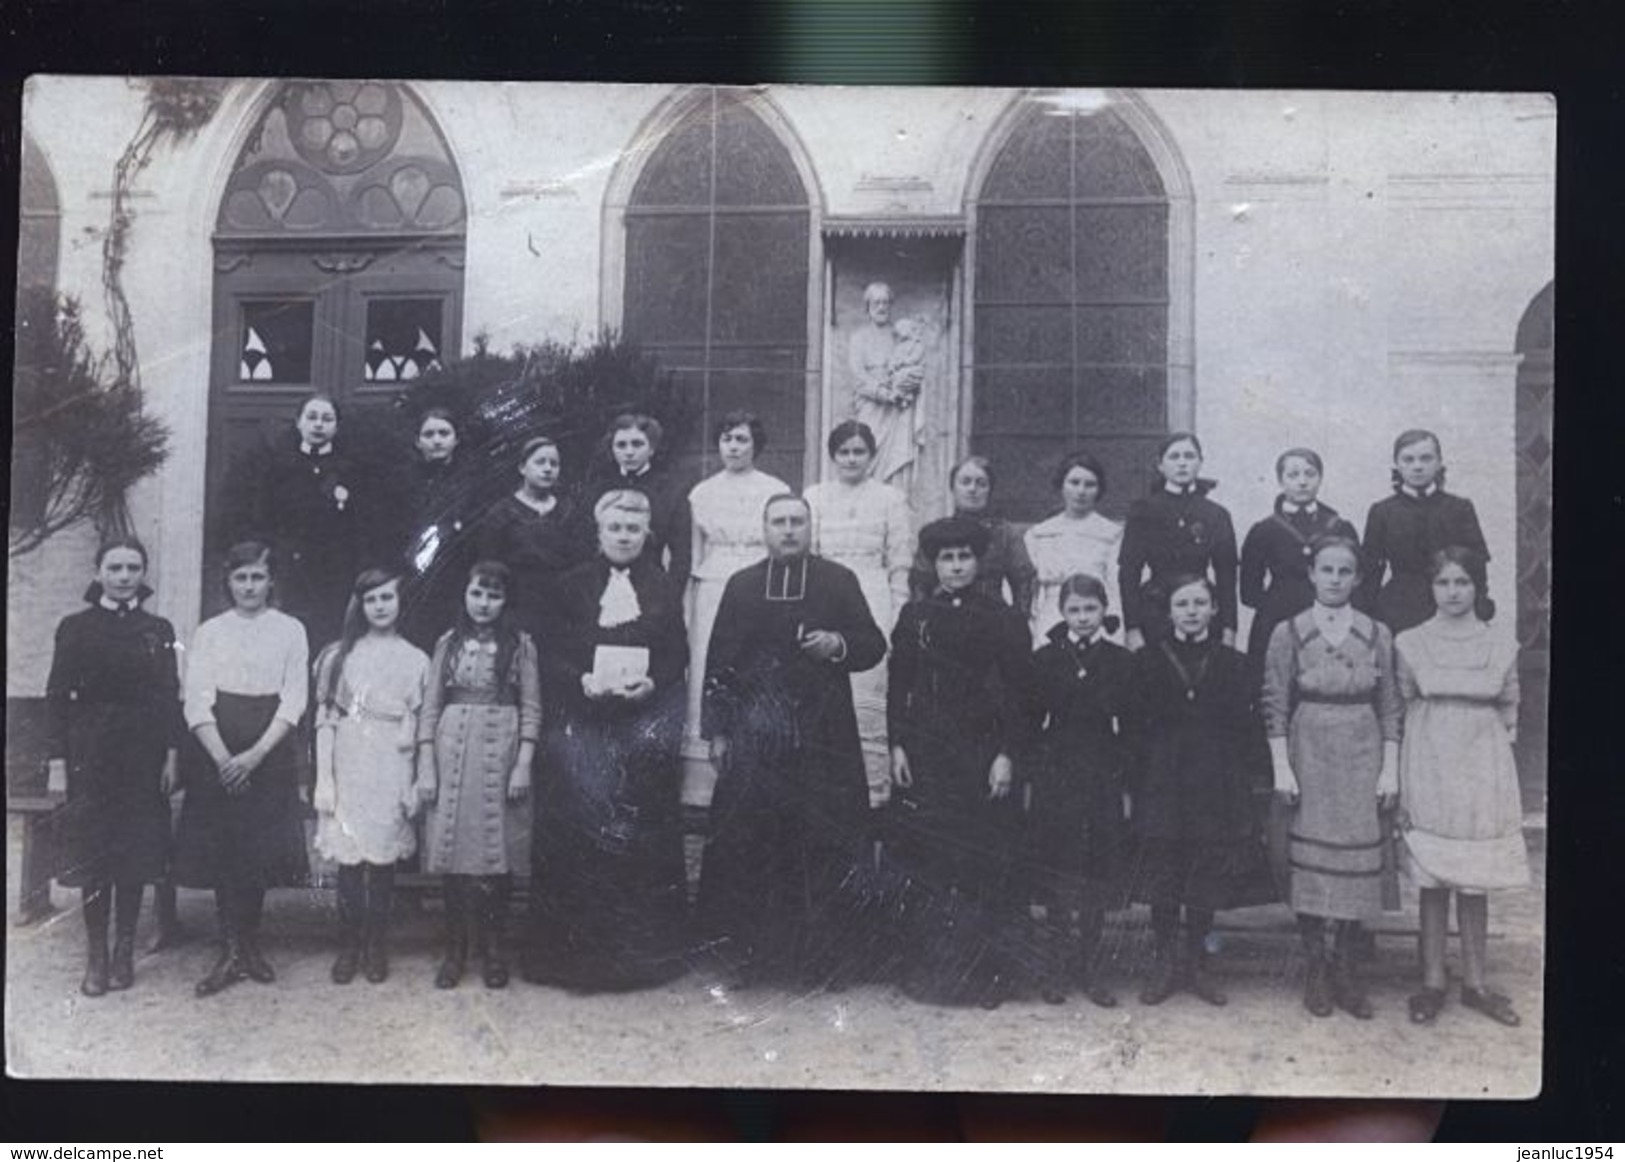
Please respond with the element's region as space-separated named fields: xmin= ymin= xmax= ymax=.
xmin=1119 ymin=433 xmax=1239 ymax=652
xmin=45 ymin=537 xmax=182 ymax=995
xmin=1028 ymin=573 xmax=1135 ymax=1008
xmin=908 ymin=454 xmax=1037 ymax=612
xmin=401 ymin=407 xmax=486 ymax=649
xmin=1126 ymin=574 xmax=1269 ymax=1007
xmin=174 ymin=541 xmax=311 ymax=997
xmin=888 ymin=517 xmax=1034 ymax=1009
xmin=523 ymin=489 xmax=691 ymax=991
xmin=225 ymin=392 xmax=368 ymax=652
xmin=1358 ymin=429 xmax=1491 ymax=634
xmin=578 ymin=413 xmax=693 ymax=580
xmin=1239 ymin=447 xmax=1359 ymax=686
xmin=476 ymin=435 xmax=586 ymax=644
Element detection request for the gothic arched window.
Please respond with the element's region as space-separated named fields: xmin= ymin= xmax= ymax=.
xmin=11 ymin=133 xmax=63 ymax=532
xmin=622 ymin=90 xmax=812 ymax=485
xmin=971 ymin=102 xmax=1171 ymax=520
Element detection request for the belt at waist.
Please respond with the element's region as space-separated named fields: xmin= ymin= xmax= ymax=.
xmin=334 ymin=704 xmax=408 ymax=723
xmin=445 ymin=689 xmax=517 ymax=707
xmin=1295 ymin=692 xmax=1373 ymax=706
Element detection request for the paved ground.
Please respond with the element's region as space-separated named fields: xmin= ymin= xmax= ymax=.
xmin=4 ymin=819 xmax=1544 ymax=1098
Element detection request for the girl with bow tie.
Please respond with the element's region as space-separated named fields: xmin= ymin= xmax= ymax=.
xmin=1240 ymin=447 xmax=1360 ymax=687
xmin=1027 ymin=572 xmax=1135 ymax=1008
xmin=1358 ymin=429 xmax=1491 ymax=634
xmin=1118 ymin=433 xmax=1239 ymax=652
xmin=45 ymin=536 xmax=183 ymax=996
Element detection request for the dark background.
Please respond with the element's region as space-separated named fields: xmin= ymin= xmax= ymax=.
xmin=2 ymin=0 xmax=1620 ymax=1142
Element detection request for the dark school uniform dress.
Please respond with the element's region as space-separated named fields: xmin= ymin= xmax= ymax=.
xmin=1126 ymin=633 xmax=1269 ymax=911
xmin=1262 ymin=609 xmax=1402 ymax=920
xmin=402 ymin=454 xmax=489 ymax=651
xmin=1358 ymin=485 xmax=1489 ymax=634
xmin=696 ymin=554 xmax=887 ymax=985
xmin=1239 ymin=498 xmax=1359 ymax=681
xmin=524 ymin=556 xmax=691 ymax=991
xmin=908 ymin=513 xmax=1036 ymax=614
xmin=227 ymin=435 xmax=369 ymax=651
xmin=44 ymin=588 xmax=182 ymax=888
xmin=476 ymin=494 xmax=587 ymax=644
xmin=886 ymin=586 xmax=1034 ymax=1005
xmin=1119 ymin=482 xmax=1239 ymax=644
xmin=1027 ymin=623 xmax=1136 ymax=910
xmin=579 ymin=464 xmax=694 ymax=581
xmin=173 ymin=608 xmax=312 ymax=890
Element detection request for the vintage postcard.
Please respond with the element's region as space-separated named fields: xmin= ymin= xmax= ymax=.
xmin=6 ymin=78 xmax=1552 ymax=1097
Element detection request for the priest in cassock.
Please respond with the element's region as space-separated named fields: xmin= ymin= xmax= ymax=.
xmin=696 ymin=493 xmax=888 ymax=989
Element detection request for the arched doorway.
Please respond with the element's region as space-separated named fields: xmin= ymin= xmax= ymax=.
xmin=617 ymin=88 xmax=815 ymax=488
xmin=205 ymin=80 xmax=467 ymax=612
xmin=967 ymin=94 xmax=1189 ymax=522
xmin=1513 ymin=281 xmax=1553 ymax=812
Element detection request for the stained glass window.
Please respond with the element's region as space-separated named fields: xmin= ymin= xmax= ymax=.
xmin=971 ymin=103 xmax=1170 ymax=521
xmin=364 ymin=298 xmax=443 ymax=382
xmin=622 ymin=90 xmax=812 ymax=486
xmin=237 ymin=301 xmax=315 ymax=383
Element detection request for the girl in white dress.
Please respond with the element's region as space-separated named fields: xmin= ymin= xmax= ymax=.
xmin=312 ymin=567 xmax=430 ymax=985
xmin=805 ymin=420 xmax=916 ymax=806
xmin=683 ymin=411 xmax=789 ymax=803
xmin=1024 ymin=451 xmax=1124 ymax=648
xmin=1397 ymin=546 xmax=1529 ymax=1028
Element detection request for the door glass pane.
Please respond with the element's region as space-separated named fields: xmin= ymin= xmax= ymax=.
xmin=238 ymin=300 xmax=315 ymax=383
xmin=364 ymin=298 xmax=444 ymax=382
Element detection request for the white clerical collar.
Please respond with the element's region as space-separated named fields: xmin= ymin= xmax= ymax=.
xmin=300 ymin=441 xmax=333 ymax=457
xmin=765 ymin=556 xmax=809 ymax=602
xmin=1281 ymin=499 xmax=1319 ymax=515
xmin=1400 ymin=482 xmax=1438 ymax=499
xmin=1173 ymin=628 xmax=1209 ymax=644
xmin=99 ymin=595 xmax=138 ymax=614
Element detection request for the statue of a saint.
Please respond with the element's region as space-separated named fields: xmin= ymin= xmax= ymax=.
xmin=848 ymin=282 xmax=928 ymax=489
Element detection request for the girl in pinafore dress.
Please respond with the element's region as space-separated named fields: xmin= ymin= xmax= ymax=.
xmin=1262 ymin=535 xmax=1401 ymax=1020
xmin=1396 ymin=547 xmax=1529 ymax=1028
xmin=312 ymin=567 xmax=430 ymax=985
xmin=416 ymin=560 xmax=540 ymax=990
xmin=45 ymin=536 xmax=182 ymax=996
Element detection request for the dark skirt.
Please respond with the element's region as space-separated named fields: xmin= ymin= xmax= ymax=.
xmin=523 ymin=716 xmax=689 ymax=991
xmin=888 ymin=743 xmax=1025 ymax=1005
xmin=173 ymin=692 xmax=310 ymax=890
xmin=1026 ymin=762 xmax=1128 ymax=910
xmin=1125 ymin=834 xmax=1259 ymax=913
xmin=54 ymin=703 xmax=170 ymax=888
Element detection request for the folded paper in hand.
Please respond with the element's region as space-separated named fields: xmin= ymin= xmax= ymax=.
xmin=593 ymin=645 xmax=650 ymax=687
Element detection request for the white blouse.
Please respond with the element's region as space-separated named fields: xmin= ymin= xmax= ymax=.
xmin=687 ymin=468 xmax=790 ymax=583
xmin=1024 ymin=510 xmax=1125 ymax=646
xmin=183 ymin=607 xmax=310 ymax=729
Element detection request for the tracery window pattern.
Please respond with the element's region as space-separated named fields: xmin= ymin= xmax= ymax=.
xmin=971 ymin=103 xmax=1170 ymax=521
xmin=622 ymin=90 xmax=812 ymax=486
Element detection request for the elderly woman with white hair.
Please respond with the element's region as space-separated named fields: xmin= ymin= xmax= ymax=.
xmin=522 ymin=489 xmax=692 ymax=991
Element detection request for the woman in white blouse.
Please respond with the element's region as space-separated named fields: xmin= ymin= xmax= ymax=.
xmin=682 ymin=411 xmax=789 ymax=803
xmin=804 ymin=420 xmax=915 ymax=806
xmin=1024 ymin=451 xmax=1124 ymax=649
xmin=173 ymin=541 xmax=311 ymax=998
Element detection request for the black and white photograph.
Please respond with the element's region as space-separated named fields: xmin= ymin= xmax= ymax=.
xmin=7 ymin=77 xmax=1553 ymax=1099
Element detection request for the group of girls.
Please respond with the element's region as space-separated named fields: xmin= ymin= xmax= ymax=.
xmin=45 ymin=399 xmax=1529 ymax=1028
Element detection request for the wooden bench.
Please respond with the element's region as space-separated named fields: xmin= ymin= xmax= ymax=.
xmin=6 ymin=698 xmax=62 ymax=925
